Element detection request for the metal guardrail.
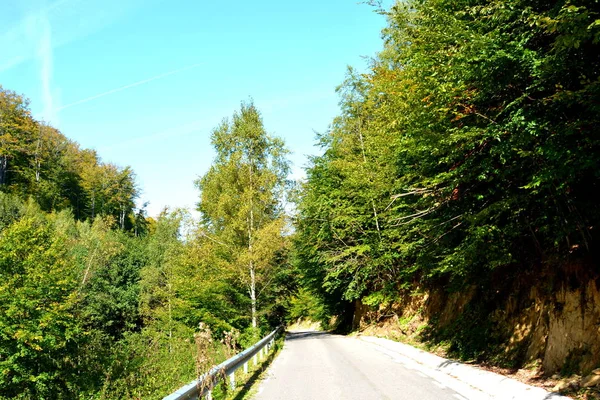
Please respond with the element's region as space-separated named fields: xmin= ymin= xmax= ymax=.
xmin=163 ymin=326 xmax=283 ymax=400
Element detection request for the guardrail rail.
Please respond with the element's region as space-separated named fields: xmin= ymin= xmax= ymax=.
xmin=163 ymin=326 xmax=283 ymax=400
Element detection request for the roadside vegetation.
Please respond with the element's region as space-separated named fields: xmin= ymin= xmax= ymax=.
xmin=0 ymin=92 xmax=293 ymax=398
xmin=2 ymin=0 xmax=600 ymax=398
xmin=293 ymin=0 xmax=600 ymax=397
xmin=297 ymin=0 xmax=600 ymax=330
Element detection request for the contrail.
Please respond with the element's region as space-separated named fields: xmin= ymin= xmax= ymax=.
xmin=57 ymin=63 xmax=204 ymax=111
xmin=0 ymin=0 xmax=77 ymax=73
xmin=39 ymin=14 xmax=55 ymax=122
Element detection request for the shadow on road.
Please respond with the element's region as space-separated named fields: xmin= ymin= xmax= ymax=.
xmin=285 ymin=331 xmax=330 ymax=341
xmin=437 ymin=360 xmax=459 ymax=369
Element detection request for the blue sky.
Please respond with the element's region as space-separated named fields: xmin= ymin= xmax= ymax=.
xmin=0 ymin=0 xmax=390 ymax=217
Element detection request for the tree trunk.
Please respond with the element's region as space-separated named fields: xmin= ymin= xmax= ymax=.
xmin=0 ymin=156 xmax=7 ymax=185
xmin=120 ymin=204 xmax=125 ymax=230
xmin=358 ymin=125 xmax=381 ymax=233
xmin=34 ymin=134 xmax=41 ymax=183
xmin=35 ymin=161 xmax=41 ymax=183
xmin=91 ymin=192 xmax=96 ymax=220
xmin=249 ymin=159 xmax=257 ymax=328
xmin=250 ymin=262 xmax=257 ymax=328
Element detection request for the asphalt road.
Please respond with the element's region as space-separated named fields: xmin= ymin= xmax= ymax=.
xmin=253 ymin=331 xmax=472 ymax=400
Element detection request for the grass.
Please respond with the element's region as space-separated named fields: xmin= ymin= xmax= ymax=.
xmin=208 ymin=335 xmax=285 ymax=400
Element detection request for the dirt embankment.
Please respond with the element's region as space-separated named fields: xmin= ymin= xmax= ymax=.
xmin=353 ymin=263 xmax=600 ymax=397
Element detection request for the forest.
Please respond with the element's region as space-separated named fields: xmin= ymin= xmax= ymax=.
xmin=1 ymin=0 xmax=600 ymax=398
xmin=0 ymin=91 xmax=294 ymax=398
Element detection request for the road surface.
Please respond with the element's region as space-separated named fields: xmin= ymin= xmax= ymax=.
xmin=254 ymin=331 xmax=481 ymax=400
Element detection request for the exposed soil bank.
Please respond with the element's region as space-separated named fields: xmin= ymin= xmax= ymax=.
xmin=353 ymin=263 xmax=600 ymax=377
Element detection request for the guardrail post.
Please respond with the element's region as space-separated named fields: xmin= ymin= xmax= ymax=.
xmin=229 ymin=371 xmax=235 ymax=390
xmin=162 ymin=326 xmax=281 ymax=400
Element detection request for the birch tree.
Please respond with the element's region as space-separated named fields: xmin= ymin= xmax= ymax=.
xmin=195 ymin=101 xmax=289 ymax=328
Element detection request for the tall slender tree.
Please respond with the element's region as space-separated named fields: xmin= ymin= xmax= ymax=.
xmin=195 ymin=101 xmax=289 ymax=328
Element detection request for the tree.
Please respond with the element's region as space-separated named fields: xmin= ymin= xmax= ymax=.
xmin=139 ymin=210 xmax=185 ymax=349
xmin=195 ymin=101 xmax=290 ymax=328
xmin=0 ymin=208 xmax=83 ymax=398
xmin=1 ymin=86 xmax=139 ymax=225
xmin=0 ymin=87 xmax=36 ymax=191
xmin=293 ymin=0 xmax=600 ymax=335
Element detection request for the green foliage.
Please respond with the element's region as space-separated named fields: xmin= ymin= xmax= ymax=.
xmin=0 ymin=89 xmax=298 ymax=397
xmin=81 ymin=230 xmax=145 ymax=340
xmin=0 ymin=85 xmax=139 ymax=228
xmin=98 ymin=325 xmax=200 ymax=400
xmin=0 ymin=212 xmax=82 ymax=398
xmin=238 ymin=327 xmax=262 ymax=349
xmin=0 ymin=192 xmax=23 ymax=232
xmin=0 ymin=200 xmax=259 ymax=398
xmin=195 ymin=101 xmax=293 ymax=329
xmin=6 ymin=0 xmax=597 ymax=390
xmin=295 ymin=0 xmax=600 ymax=348
xmin=287 ymin=288 xmax=324 ymax=323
